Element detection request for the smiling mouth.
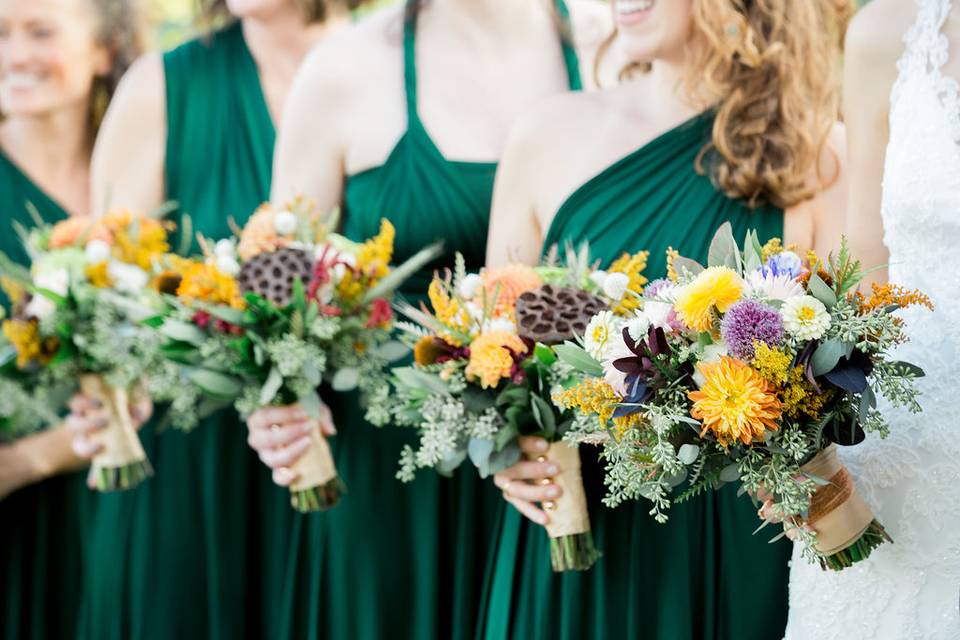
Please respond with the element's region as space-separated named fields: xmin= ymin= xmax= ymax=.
xmin=1 ymin=72 xmax=45 ymax=91
xmin=616 ymin=0 xmax=655 ymax=17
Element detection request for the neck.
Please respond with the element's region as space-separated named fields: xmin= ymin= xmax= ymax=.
xmin=241 ymin=11 xmax=339 ymax=82
xmin=0 ymin=103 xmax=91 ymax=180
xmin=646 ymin=41 xmax=711 ymax=117
xmin=428 ymin=0 xmax=553 ymax=30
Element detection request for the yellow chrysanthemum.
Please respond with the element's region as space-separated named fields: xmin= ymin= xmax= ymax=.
xmin=2 ymin=319 xmax=55 ymax=368
xmin=85 ymin=261 xmax=112 ymax=288
xmin=465 ymin=331 xmax=527 ymax=389
xmin=674 ymin=266 xmax=743 ymax=332
xmin=101 ymin=210 xmax=170 ymax=270
xmin=607 ymin=251 xmax=649 ymax=315
xmin=480 ymin=264 xmax=543 ymax=317
xmin=177 ymin=262 xmax=245 ymax=309
xmin=689 ymin=356 xmax=782 ymax=447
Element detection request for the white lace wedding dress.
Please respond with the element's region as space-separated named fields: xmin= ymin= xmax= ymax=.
xmin=784 ymin=1 xmax=960 ymax=638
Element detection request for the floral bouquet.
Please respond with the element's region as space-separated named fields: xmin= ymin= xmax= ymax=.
xmin=0 ymin=210 xmax=173 ymax=490
xmin=555 ymin=223 xmax=930 ymax=570
xmin=389 ymin=245 xmax=650 ymax=571
xmin=148 ymin=201 xmax=437 ymax=512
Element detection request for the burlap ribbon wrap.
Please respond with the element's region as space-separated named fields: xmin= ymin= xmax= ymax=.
xmin=290 ymin=427 xmax=337 ymax=491
xmin=541 ymin=441 xmax=591 ymax=539
xmin=801 ymin=444 xmax=876 ymax=555
xmin=81 ymin=374 xmax=147 ymax=469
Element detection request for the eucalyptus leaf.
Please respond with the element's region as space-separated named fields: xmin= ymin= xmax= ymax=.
xmin=159 ymin=319 xmax=207 ymax=345
xmin=373 ymin=340 xmax=410 ymax=362
xmin=468 ymin=438 xmax=495 ymax=474
xmin=393 ymin=367 xmax=450 ymax=395
xmin=807 ymin=271 xmax=838 ymax=308
xmin=859 ymin=385 xmax=877 ymax=421
xmin=494 ymin=423 xmax=519 ymax=451
xmin=436 ymin=449 xmax=467 ymax=476
xmin=810 ymin=340 xmax=850 ymax=377
xmin=534 ymin=343 xmax=558 ymax=366
xmin=297 ymin=389 xmax=322 ymax=418
xmin=487 ymin=442 xmax=522 ymax=477
xmin=678 ymin=443 xmax=700 ymax=465
xmin=302 ymin=359 xmax=322 ymax=387
xmin=552 ymin=342 xmax=603 ymax=376
xmin=672 ymin=256 xmax=704 ymax=280
xmin=259 ymin=367 xmax=284 ymax=406
xmin=707 ymin=222 xmax=741 ymax=273
xmin=187 ymin=368 xmax=243 ymax=399
xmin=331 ymin=367 xmax=360 ymax=392
xmin=719 ymin=463 xmax=741 ymax=483
xmin=891 ymin=361 xmax=926 ymax=378
xmin=530 ymin=393 xmax=556 ymax=437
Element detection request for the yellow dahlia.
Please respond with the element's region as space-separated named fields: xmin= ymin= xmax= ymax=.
xmin=689 ymin=356 xmax=782 ymax=447
xmin=607 ymin=251 xmax=649 ymax=315
xmin=177 ymin=262 xmax=245 ymax=309
xmin=674 ymin=266 xmax=743 ymax=332
xmin=480 ymin=264 xmax=543 ymax=317
xmin=465 ymin=331 xmax=527 ymax=389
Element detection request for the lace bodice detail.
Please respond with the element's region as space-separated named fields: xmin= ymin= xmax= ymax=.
xmin=785 ymin=1 xmax=960 ymax=638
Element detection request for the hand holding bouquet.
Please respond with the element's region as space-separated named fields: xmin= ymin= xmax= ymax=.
xmin=0 ymin=210 xmax=172 ymax=490
xmin=556 ymin=223 xmax=930 ymax=570
xmin=389 ymin=245 xmax=650 ymax=571
xmin=149 ymin=201 xmax=437 ymax=511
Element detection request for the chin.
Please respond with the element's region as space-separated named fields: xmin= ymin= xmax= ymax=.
xmin=225 ymin=0 xmax=289 ymax=19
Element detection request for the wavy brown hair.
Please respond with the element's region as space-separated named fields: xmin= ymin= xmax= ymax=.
xmin=88 ymin=0 xmax=146 ymax=136
xmin=689 ymin=0 xmax=854 ymax=208
xmin=199 ymin=0 xmax=362 ymax=24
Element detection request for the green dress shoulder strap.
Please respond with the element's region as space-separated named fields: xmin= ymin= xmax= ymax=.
xmin=79 ymin=21 xmax=286 ymax=640
xmin=480 ymin=111 xmax=791 ymax=640
xmin=0 ymin=151 xmax=89 ymax=640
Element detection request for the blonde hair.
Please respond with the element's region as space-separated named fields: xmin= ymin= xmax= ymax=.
xmin=689 ymin=0 xmax=853 ymax=208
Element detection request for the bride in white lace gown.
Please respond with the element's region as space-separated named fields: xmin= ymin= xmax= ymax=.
xmin=784 ymin=1 xmax=960 ymax=638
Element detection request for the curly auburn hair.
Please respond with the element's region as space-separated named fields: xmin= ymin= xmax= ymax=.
xmin=199 ymin=0 xmax=363 ymax=24
xmin=689 ymin=0 xmax=854 ymax=208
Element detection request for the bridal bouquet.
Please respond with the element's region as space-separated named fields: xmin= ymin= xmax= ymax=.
xmin=149 ymin=201 xmax=436 ymax=512
xmin=555 ymin=223 xmax=930 ymax=570
xmin=389 ymin=245 xmax=650 ymax=571
xmin=0 ymin=210 xmax=172 ymax=490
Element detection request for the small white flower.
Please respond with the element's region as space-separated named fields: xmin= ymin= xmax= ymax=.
xmin=215 ymin=255 xmax=240 ymax=276
xmin=214 ymin=239 xmax=236 ymax=259
xmin=625 ymin=311 xmax=651 ymax=342
xmin=643 ymin=300 xmax=674 ymax=332
xmin=107 ymin=261 xmax=149 ymax=294
xmin=24 ymin=269 xmax=68 ymax=320
xmin=459 ymin=273 xmax=483 ymax=300
xmin=589 ymin=270 xmax=608 ymax=289
xmin=466 ymin=301 xmax=484 ymax=323
xmin=483 ymin=317 xmax=516 ymax=334
xmin=693 ymin=342 xmax=729 ymax=388
xmin=745 ymin=269 xmax=805 ymax=302
xmin=272 ymin=211 xmax=298 ymax=236
xmin=84 ymin=239 xmax=111 ymax=264
xmin=583 ymin=310 xmax=623 ymax=361
xmin=781 ymin=295 xmax=831 ymax=341
xmin=602 ymin=272 xmax=631 ymax=301
xmin=331 ymin=263 xmax=349 ymax=283
xmin=601 ymin=330 xmax=635 ymax=396
xmin=338 ymin=252 xmax=357 ymax=268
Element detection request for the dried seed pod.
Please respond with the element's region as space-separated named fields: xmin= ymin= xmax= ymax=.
xmin=515 ymin=284 xmax=606 ymax=344
xmin=237 ymin=247 xmax=313 ymax=306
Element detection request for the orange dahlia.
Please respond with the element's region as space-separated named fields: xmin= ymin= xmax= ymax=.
xmin=689 ymin=356 xmax=782 ymax=447
xmin=49 ymin=217 xmax=111 ymax=249
xmin=176 ymin=262 xmax=245 ymax=309
xmin=465 ymin=331 xmax=528 ymax=389
xmin=480 ymin=264 xmax=543 ymax=317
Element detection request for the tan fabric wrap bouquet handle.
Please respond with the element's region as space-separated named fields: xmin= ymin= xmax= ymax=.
xmin=290 ymin=427 xmax=337 ymax=492
xmin=540 ymin=441 xmax=591 ymax=539
xmin=81 ymin=374 xmax=147 ymax=468
xmin=801 ymin=444 xmax=876 ymax=555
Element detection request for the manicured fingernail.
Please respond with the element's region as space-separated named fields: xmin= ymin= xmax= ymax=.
xmin=546 ymin=464 xmax=559 ymax=476
xmin=295 ymin=436 xmax=310 ymax=449
xmin=300 ymin=423 xmax=313 ymax=434
xmin=92 ymin=399 xmax=103 ymax=409
xmin=95 ymin=417 xmax=108 ymax=428
xmin=537 ymin=440 xmax=548 ymax=452
xmin=545 ymin=486 xmax=559 ymax=498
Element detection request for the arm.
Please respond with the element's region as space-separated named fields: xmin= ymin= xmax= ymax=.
xmin=0 ymin=427 xmax=82 ymax=500
xmin=841 ymin=9 xmax=901 ymax=287
xmin=90 ymin=53 xmax=166 ymax=217
xmin=270 ymin=43 xmax=350 ymax=209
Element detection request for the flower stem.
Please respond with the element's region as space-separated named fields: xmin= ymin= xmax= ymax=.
xmin=90 ymin=459 xmax=153 ymax=492
xmin=820 ymin=519 xmax=892 ymax=571
xmin=290 ymin=476 xmax=347 ymax=513
xmin=549 ymin=531 xmax=601 ymax=572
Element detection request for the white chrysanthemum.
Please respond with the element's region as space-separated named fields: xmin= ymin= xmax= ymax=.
xmin=84 ymin=239 xmax=111 ymax=264
xmin=745 ymin=269 xmax=805 ymax=301
xmin=215 ymin=238 xmax=237 ymax=259
xmin=458 ymin=273 xmax=483 ymax=299
xmin=583 ymin=310 xmax=623 ymax=361
xmin=781 ymin=295 xmax=831 ymax=340
xmin=107 ymin=261 xmax=149 ymax=294
xmin=215 ymin=255 xmax=241 ymax=276
xmin=25 ymin=268 xmax=69 ymax=320
xmin=625 ymin=311 xmax=651 ymax=341
xmin=273 ymin=210 xmax=298 ymax=236
xmin=589 ymin=270 xmax=608 ymax=289
xmin=692 ymin=341 xmax=729 ymax=388
xmin=602 ymin=272 xmax=630 ymax=301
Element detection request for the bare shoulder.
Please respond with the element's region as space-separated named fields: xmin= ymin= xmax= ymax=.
xmin=109 ymin=52 xmax=165 ymax=116
xmin=845 ymin=0 xmax=914 ymax=74
xmin=504 ymin=89 xmax=609 ymax=165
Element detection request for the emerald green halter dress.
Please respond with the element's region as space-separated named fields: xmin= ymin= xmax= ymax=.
xmin=0 ymin=152 xmax=88 ymax=640
xmin=275 ymin=6 xmax=582 ymax=639
xmin=78 ymin=22 xmax=289 ymax=639
xmin=479 ymin=112 xmax=792 ymax=640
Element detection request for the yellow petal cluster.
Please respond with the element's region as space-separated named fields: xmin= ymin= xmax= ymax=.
xmin=2 ymin=319 xmax=55 ymax=368
xmin=689 ymin=356 xmax=782 ymax=447
xmin=464 ymin=331 xmax=527 ymax=389
xmin=427 ymin=278 xmax=472 ymax=345
xmin=607 ymin=251 xmax=649 ymax=315
xmin=674 ymin=266 xmax=743 ymax=332
xmin=176 ymin=262 xmax=246 ymax=309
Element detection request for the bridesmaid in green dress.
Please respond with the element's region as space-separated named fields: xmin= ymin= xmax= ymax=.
xmin=479 ymin=1 xmax=850 ymax=638
xmin=248 ymin=1 xmax=612 ymax=637
xmin=0 ymin=1 xmax=142 ymax=638
xmin=68 ymin=2 xmax=347 ymax=638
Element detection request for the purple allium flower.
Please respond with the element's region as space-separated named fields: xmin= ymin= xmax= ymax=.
xmin=762 ymin=251 xmax=803 ymax=279
xmin=720 ymin=299 xmax=784 ymax=361
xmin=644 ymin=278 xmax=674 ymax=298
